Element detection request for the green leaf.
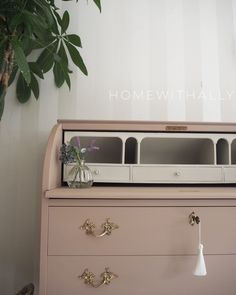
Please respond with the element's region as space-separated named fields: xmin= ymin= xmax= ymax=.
xmin=58 ymin=42 xmax=68 ymax=66
xmin=33 ymin=0 xmax=54 ymax=26
xmin=53 ymin=61 xmax=65 ymax=88
xmin=21 ymin=37 xmax=34 ymax=56
xmin=30 ymin=73 xmax=39 ymax=99
xmin=16 ymin=73 xmax=31 ymax=103
xmin=9 ymin=14 xmax=23 ymax=31
xmin=61 ymin=10 xmax=69 ymax=34
xmin=66 ymin=34 xmax=82 ymax=48
xmin=29 ymin=62 xmax=44 ymax=79
xmin=8 ymin=65 xmax=18 ymax=86
xmin=0 ymin=37 xmax=7 ymax=48
xmin=22 ymin=10 xmax=48 ymax=31
xmin=0 ymin=84 xmax=6 ymax=120
xmin=10 ymin=37 xmax=31 ymax=85
xmin=21 ymin=10 xmax=50 ymax=42
xmin=93 ymin=0 xmax=102 ymax=12
xmin=0 ymin=96 xmax=4 ymax=120
xmin=65 ymin=42 xmax=88 ymax=76
xmin=53 ymin=10 xmax=62 ymax=26
xmin=51 ymin=12 xmax=60 ymax=35
xmin=0 ymin=46 xmax=5 ymax=73
xmin=31 ymin=36 xmax=56 ymax=50
xmin=65 ymin=72 xmax=71 ymax=89
xmin=37 ymin=42 xmax=58 ymax=73
xmin=53 ymin=47 xmax=71 ymax=89
xmin=59 ymin=59 xmax=71 ymax=89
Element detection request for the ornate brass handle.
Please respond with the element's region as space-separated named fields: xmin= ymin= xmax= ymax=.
xmin=80 ymin=218 xmax=119 ymax=238
xmin=189 ymin=211 xmax=200 ymax=226
xmin=79 ymin=268 xmax=118 ymax=288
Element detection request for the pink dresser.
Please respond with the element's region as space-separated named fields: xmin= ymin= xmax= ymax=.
xmin=40 ymin=120 xmax=236 ymax=295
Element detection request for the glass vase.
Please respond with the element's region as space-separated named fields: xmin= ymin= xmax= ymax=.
xmin=67 ymin=160 xmax=93 ymax=188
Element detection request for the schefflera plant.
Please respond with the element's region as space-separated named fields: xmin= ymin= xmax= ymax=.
xmin=0 ymin=0 xmax=101 ymax=120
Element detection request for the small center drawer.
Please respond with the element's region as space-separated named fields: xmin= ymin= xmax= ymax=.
xmin=48 ymin=206 xmax=236 ymax=255
xmin=132 ymin=166 xmax=223 ymax=183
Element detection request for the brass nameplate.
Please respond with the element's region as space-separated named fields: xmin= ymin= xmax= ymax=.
xmin=166 ymin=125 xmax=188 ymax=131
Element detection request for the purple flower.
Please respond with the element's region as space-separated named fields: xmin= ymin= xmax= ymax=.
xmin=75 ymin=136 xmax=80 ymax=147
xmin=60 ymin=137 xmax=99 ymax=164
xmin=70 ymin=136 xmax=80 ymax=147
xmin=87 ymin=139 xmax=99 ymax=152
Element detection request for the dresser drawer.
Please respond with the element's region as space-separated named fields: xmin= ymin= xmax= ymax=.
xmin=47 ymin=255 xmax=236 ymax=295
xmin=48 ymin=207 xmax=236 ymax=255
xmin=132 ymin=166 xmax=223 ymax=183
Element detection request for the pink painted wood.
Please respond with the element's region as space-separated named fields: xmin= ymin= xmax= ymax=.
xmin=48 ymin=206 xmax=236 ymax=256
xmin=40 ymin=121 xmax=236 ymax=295
xmin=47 ymin=255 xmax=236 ymax=295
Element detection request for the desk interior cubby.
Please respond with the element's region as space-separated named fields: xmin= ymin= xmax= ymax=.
xmin=140 ymin=138 xmax=214 ymax=165
xmin=231 ymin=139 xmax=236 ymax=164
xmin=70 ymin=135 xmax=123 ymax=163
xmin=216 ymin=139 xmax=229 ymax=165
xmin=125 ymin=137 xmax=138 ymax=164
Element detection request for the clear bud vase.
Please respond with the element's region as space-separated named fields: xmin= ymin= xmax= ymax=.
xmin=67 ymin=160 xmax=93 ymax=188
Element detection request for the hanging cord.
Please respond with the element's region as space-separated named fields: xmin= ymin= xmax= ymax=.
xmin=198 ymin=219 xmax=201 ymax=246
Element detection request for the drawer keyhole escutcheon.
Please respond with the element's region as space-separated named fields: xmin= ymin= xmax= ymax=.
xmin=79 ymin=268 xmax=118 ymax=288
xmin=189 ymin=212 xmax=200 ymax=226
xmin=80 ymin=218 xmax=119 ymax=237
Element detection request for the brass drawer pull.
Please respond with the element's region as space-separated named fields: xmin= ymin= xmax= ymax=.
xmin=79 ymin=268 xmax=118 ymax=288
xmin=80 ymin=218 xmax=119 ymax=237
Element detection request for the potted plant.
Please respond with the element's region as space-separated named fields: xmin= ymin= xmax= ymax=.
xmin=0 ymin=0 xmax=101 ymax=120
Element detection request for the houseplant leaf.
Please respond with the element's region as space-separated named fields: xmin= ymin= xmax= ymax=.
xmin=0 ymin=95 xmax=5 ymax=120
xmin=53 ymin=52 xmax=71 ymax=89
xmin=61 ymin=10 xmax=70 ymax=34
xmin=33 ymin=0 xmax=55 ymax=26
xmin=93 ymin=0 xmax=102 ymax=12
xmin=65 ymin=41 xmax=88 ymax=75
xmin=29 ymin=62 xmax=44 ymax=79
xmin=8 ymin=65 xmax=18 ymax=86
xmin=60 ymin=59 xmax=71 ymax=89
xmin=16 ymin=73 xmax=31 ymax=103
xmin=53 ymin=61 xmax=65 ymax=88
xmin=53 ymin=10 xmax=62 ymax=27
xmin=0 ymin=84 xmax=5 ymax=120
xmin=58 ymin=42 xmax=68 ymax=66
xmin=30 ymin=73 xmax=40 ymax=99
xmin=10 ymin=37 xmax=31 ymax=85
xmin=66 ymin=34 xmax=82 ymax=48
xmin=37 ymin=42 xmax=58 ymax=73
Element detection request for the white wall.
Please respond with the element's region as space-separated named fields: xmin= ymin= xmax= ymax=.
xmin=0 ymin=0 xmax=236 ymax=294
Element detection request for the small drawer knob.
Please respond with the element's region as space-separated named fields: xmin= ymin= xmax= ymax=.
xmin=175 ymin=171 xmax=181 ymax=176
xmin=93 ymin=169 xmax=100 ymax=175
